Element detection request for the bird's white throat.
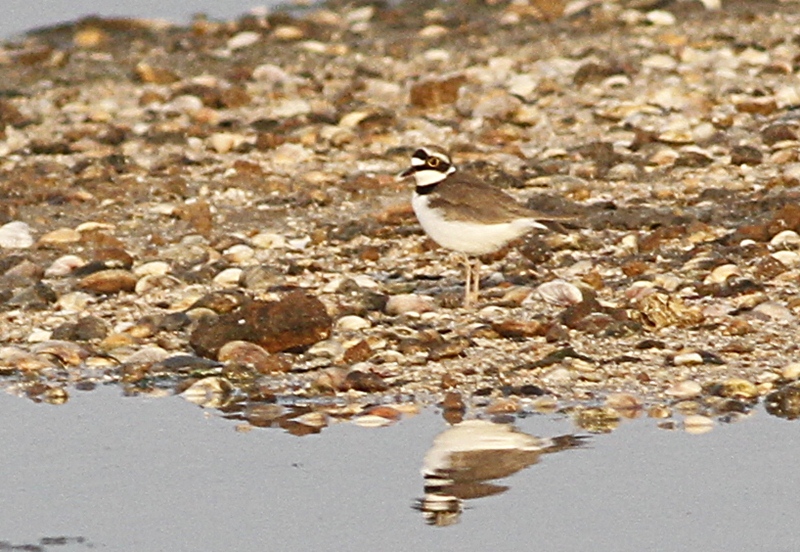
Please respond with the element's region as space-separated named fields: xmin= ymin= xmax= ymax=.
xmin=412 ymin=166 xmax=454 ymax=187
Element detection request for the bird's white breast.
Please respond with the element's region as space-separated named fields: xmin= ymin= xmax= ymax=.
xmin=412 ymin=193 xmax=541 ymax=256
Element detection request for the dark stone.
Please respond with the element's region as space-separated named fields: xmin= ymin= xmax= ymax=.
xmin=189 ymin=290 xmax=247 ymax=314
xmin=6 ymin=282 xmax=57 ymax=309
xmin=190 ymin=290 xmax=332 ymax=358
xmin=765 ymin=383 xmax=800 ymax=420
xmin=345 ymin=370 xmax=388 ymax=392
xmin=52 ymin=315 xmax=109 ymax=341
xmin=159 ymin=311 xmax=191 ymax=332
xmin=761 ymin=122 xmax=798 ymax=145
xmin=730 ymin=144 xmax=763 ymax=166
xmin=428 ymin=336 xmax=471 ymax=361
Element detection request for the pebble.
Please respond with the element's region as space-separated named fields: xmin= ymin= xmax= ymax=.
xmin=133 ymin=261 xmax=171 ymax=277
xmin=38 ymin=227 xmax=81 ymax=246
xmin=336 ymin=315 xmax=371 ymax=332
xmin=782 ymin=363 xmax=800 ymax=380
xmin=56 ymin=291 xmax=94 ymax=312
xmin=704 ymin=264 xmax=741 ymax=285
xmin=45 ymin=255 xmax=86 ymax=277
xmin=771 ymin=250 xmax=800 ymax=267
xmin=385 ymin=294 xmax=435 ymax=316
xmin=770 ymin=230 xmax=800 ymax=249
xmin=665 ymin=380 xmax=702 ymax=399
xmin=0 ymin=221 xmax=34 ymax=249
xmin=227 ymin=31 xmax=260 ymax=50
xmin=78 ymin=269 xmax=138 ymax=294
xmin=190 ymin=290 xmax=332 ymax=357
xmin=212 ymin=268 xmax=243 ymax=287
xmin=537 ymin=280 xmax=583 ymax=307
xmin=218 ymin=341 xmax=291 ymax=373
xmin=223 ymin=244 xmax=255 ymax=265
xmin=673 ymin=352 xmax=704 ymax=366
xmin=208 ymin=132 xmax=245 ymax=154
xmin=752 ymin=301 xmax=794 ymax=322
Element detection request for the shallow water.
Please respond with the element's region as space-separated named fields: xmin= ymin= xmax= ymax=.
xmin=2 ymin=387 xmax=799 ymax=552
xmin=3 ymin=0 xmax=285 ymax=39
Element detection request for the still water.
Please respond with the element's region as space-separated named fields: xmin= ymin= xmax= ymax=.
xmin=1 ymin=386 xmax=798 ymax=552
xmin=3 ymin=0 xmax=285 ymax=39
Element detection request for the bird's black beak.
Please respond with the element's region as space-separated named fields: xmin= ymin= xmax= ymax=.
xmin=398 ymin=167 xmax=415 ymax=178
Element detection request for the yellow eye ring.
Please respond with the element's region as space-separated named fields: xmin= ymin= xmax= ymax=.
xmin=428 ymin=158 xmax=440 ymax=167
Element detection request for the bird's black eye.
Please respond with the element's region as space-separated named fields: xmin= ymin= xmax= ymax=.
xmin=428 ymin=157 xmax=440 ymax=168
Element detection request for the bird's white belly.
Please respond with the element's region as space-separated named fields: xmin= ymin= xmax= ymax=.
xmin=412 ymin=194 xmax=537 ymax=256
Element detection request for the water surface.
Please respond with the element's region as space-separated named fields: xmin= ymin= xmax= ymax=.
xmin=2 ymin=387 xmax=799 ymax=552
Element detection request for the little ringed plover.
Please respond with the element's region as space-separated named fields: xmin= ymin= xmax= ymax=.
xmin=400 ymin=145 xmax=565 ymax=308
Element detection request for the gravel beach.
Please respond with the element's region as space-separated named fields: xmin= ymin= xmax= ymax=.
xmin=2 ymin=0 xmax=800 ymax=432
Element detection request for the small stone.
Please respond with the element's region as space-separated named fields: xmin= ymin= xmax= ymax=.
xmin=770 ymin=230 xmax=800 ymax=249
xmin=78 ymin=269 xmax=138 ymax=294
xmin=38 ymin=227 xmax=81 ymax=247
xmin=345 ymin=369 xmax=388 ymax=392
xmin=428 ymin=336 xmax=470 ymax=361
xmin=273 ymin=25 xmax=305 ymax=41
xmin=486 ymin=398 xmax=520 ymax=415
xmin=665 ymin=380 xmax=702 ymax=399
xmin=133 ymin=261 xmax=171 ymax=277
xmin=45 ymin=255 xmax=86 ymax=277
xmin=409 ymin=75 xmax=466 ymax=108
xmin=51 ymin=316 xmax=109 ymax=341
xmin=134 ymin=62 xmax=179 ymax=84
xmin=646 ymin=10 xmax=676 ymax=25
xmin=752 ymin=301 xmax=794 ymax=321
xmin=491 ymin=319 xmax=546 ymax=338
xmin=537 ymin=280 xmax=583 ymax=307
xmin=782 ymin=362 xmax=800 ymax=380
xmin=714 ymin=378 xmax=758 ymax=400
xmin=343 ymin=340 xmax=373 ymax=364
xmin=218 ymin=340 xmax=291 ymax=373
xmin=213 ymin=268 xmax=243 ymax=287
xmin=56 ymin=291 xmax=94 ymax=312
xmin=673 ymin=352 xmax=704 ymax=366
xmin=730 ymin=145 xmax=763 ymax=166
xmin=385 ymin=294 xmax=435 ymax=315
xmin=208 ymin=132 xmax=245 ymax=153
xmin=223 ymin=244 xmax=255 ymax=265
xmin=704 ymin=264 xmax=741 ymax=285
xmin=31 ymin=340 xmax=89 ymax=366
xmin=771 ymin=250 xmax=800 ymax=268
xmin=227 ymin=31 xmax=261 ymax=50
xmin=0 ymin=221 xmax=34 ymax=249
xmin=336 ymin=315 xmax=371 ymax=331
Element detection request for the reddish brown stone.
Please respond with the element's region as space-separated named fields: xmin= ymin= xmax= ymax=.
xmin=409 ymin=75 xmax=466 ymax=108
xmin=343 ymin=339 xmax=373 ymax=364
xmin=245 ymin=290 xmax=332 ymax=353
xmin=491 ymin=319 xmax=546 ymax=338
xmin=77 ymin=269 xmax=137 ymax=294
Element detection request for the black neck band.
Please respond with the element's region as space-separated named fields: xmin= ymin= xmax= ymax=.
xmin=415 ymin=183 xmax=439 ymax=196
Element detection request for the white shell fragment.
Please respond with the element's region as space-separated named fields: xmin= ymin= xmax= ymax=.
xmin=537 ymin=280 xmax=583 ymax=307
xmin=0 ymin=221 xmax=34 ymax=249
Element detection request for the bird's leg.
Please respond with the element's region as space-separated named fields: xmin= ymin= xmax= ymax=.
xmin=461 ymin=253 xmax=472 ymax=308
xmin=471 ymin=258 xmax=481 ymax=300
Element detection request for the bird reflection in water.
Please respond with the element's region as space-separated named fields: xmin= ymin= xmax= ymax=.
xmin=414 ymin=419 xmax=585 ymax=526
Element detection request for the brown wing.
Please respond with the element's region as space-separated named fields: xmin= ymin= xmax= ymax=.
xmin=428 ymin=173 xmax=566 ymax=225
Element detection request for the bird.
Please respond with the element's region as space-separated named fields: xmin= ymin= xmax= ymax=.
xmin=399 ymin=145 xmax=565 ymax=308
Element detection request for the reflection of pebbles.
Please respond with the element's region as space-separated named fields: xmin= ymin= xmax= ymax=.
xmin=415 ymin=420 xmax=584 ymax=526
